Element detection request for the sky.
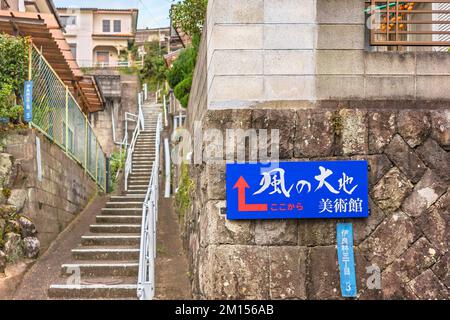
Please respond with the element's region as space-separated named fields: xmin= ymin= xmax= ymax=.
xmin=53 ymin=0 xmax=175 ymax=28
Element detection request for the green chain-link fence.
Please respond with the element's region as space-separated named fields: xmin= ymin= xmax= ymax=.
xmin=29 ymin=45 xmax=106 ymax=190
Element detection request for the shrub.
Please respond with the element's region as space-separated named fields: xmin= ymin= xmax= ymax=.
xmin=109 ymin=149 xmax=126 ymax=192
xmin=0 ymin=34 xmax=29 ymax=123
xmin=174 ymin=75 xmax=193 ymax=108
xmin=166 ymin=45 xmax=198 ymax=108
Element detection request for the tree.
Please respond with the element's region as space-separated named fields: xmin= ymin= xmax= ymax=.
xmin=140 ymin=41 xmax=167 ymax=90
xmin=170 ymin=0 xmax=208 ymax=38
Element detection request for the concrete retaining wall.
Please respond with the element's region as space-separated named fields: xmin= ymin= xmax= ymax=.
xmin=206 ymin=0 xmax=450 ymax=108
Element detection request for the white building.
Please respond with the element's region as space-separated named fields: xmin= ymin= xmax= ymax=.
xmin=57 ymin=7 xmax=139 ymax=68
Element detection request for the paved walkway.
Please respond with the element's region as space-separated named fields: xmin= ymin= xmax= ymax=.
xmin=12 ymin=196 xmax=108 ymax=300
xmin=155 ymin=194 xmax=192 ymax=300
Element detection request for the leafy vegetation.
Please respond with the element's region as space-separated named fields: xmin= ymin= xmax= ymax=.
xmin=0 ymin=34 xmax=29 ymax=124
xmin=168 ymin=0 xmax=207 ymax=108
xmin=170 ymin=0 xmax=208 ymax=39
xmin=174 ymin=162 xmax=194 ymax=222
xmin=166 ymin=36 xmax=201 ymax=108
xmin=140 ymin=41 xmax=167 ymax=92
xmin=109 ymin=149 xmax=126 ymax=192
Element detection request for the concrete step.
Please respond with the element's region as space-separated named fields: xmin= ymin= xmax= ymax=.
xmin=61 ymin=262 xmax=139 ymax=277
xmin=124 ymin=190 xmax=147 ymax=195
xmin=101 ymin=208 xmax=142 ymax=215
xmin=132 ymin=154 xmax=155 ymax=158
xmin=48 ymin=283 xmax=138 ymax=299
xmin=72 ymin=247 xmax=139 ymax=260
xmin=128 ymin=179 xmax=150 ymax=184
xmin=109 ymin=195 xmax=145 ymax=202
xmin=131 ymin=168 xmax=152 ymax=173
xmin=132 ymin=157 xmax=155 ymax=161
xmin=129 ymin=173 xmax=151 ymax=178
xmin=132 ymin=165 xmax=153 ymax=169
xmin=96 ymin=215 xmax=142 ymax=224
xmin=131 ymin=164 xmax=153 ymax=169
xmin=104 ymin=202 xmax=143 ymax=208
xmin=81 ymin=235 xmax=140 ymax=246
xmin=90 ymin=224 xmax=141 ymax=233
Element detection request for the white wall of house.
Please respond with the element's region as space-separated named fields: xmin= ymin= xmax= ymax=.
xmin=63 ymin=10 xmax=94 ymax=65
xmin=93 ymin=12 xmax=134 ymax=34
xmin=58 ymin=8 xmax=136 ymax=67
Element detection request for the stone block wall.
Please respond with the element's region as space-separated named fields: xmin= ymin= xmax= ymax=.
xmin=206 ymin=0 xmax=450 ymax=108
xmin=181 ymin=107 xmax=449 ymax=299
xmin=1 ymin=129 xmax=98 ymax=251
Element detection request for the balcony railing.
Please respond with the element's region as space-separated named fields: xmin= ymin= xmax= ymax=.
xmin=367 ymin=1 xmax=450 ymax=47
xmin=78 ymin=60 xmax=143 ymax=69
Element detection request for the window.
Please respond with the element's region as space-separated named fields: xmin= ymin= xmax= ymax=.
xmin=60 ymin=15 xmax=77 ymax=27
xmin=367 ymin=0 xmax=450 ymax=48
xmin=102 ymin=20 xmax=110 ymax=32
xmin=69 ymin=43 xmax=77 ymax=59
xmin=114 ymin=20 xmax=121 ymax=33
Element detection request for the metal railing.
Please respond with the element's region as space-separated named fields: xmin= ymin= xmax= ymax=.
xmin=124 ymin=88 xmax=146 ymax=191
xmin=78 ymin=60 xmax=143 ymax=69
xmin=29 ymin=45 xmax=106 ymax=189
xmin=367 ymin=1 xmax=450 ymax=46
xmin=124 ymin=112 xmax=142 ymax=191
xmin=137 ymin=112 xmax=162 ymax=300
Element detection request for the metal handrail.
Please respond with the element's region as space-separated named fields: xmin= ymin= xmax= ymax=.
xmin=124 ymin=121 xmax=140 ymax=191
xmin=138 ymin=92 xmax=146 ymax=131
xmin=137 ymin=112 xmax=162 ymax=300
xmin=124 ymin=93 xmax=145 ymax=191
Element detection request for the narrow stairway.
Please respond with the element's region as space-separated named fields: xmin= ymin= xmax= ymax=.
xmin=48 ymin=103 xmax=161 ymax=299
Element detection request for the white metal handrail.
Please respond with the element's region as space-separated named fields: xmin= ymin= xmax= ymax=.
xmin=137 ymin=113 xmax=163 ymax=300
xmin=124 ymin=119 xmax=140 ymax=191
xmin=138 ymin=92 xmax=145 ymax=131
xmin=124 ymin=91 xmax=147 ymax=191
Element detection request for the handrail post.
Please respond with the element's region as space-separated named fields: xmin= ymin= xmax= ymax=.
xmin=65 ymin=86 xmax=69 ymax=154
xmin=84 ymin=120 xmax=88 ymax=173
xmin=95 ymin=141 xmax=99 ymax=183
xmin=28 ymin=41 xmax=33 ymax=129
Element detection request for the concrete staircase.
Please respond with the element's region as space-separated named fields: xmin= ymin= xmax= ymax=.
xmin=48 ymin=104 xmax=161 ymax=300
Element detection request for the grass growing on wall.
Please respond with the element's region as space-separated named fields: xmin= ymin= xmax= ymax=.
xmin=109 ymin=148 xmax=126 ymax=192
xmin=175 ymin=162 xmax=194 ymax=222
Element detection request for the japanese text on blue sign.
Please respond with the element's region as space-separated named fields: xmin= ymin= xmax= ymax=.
xmin=337 ymin=223 xmax=357 ymax=298
xmin=24 ymin=81 xmax=33 ymax=122
xmin=226 ymin=161 xmax=369 ymax=220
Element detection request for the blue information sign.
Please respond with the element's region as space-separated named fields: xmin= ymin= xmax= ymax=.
xmin=337 ymin=223 xmax=357 ymax=298
xmin=24 ymin=81 xmax=33 ymax=122
xmin=226 ymin=160 xmax=369 ymax=220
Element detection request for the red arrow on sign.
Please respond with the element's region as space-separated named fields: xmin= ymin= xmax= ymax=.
xmin=233 ymin=176 xmax=268 ymax=212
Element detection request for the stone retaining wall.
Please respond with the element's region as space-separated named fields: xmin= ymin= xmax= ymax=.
xmin=181 ymin=107 xmax=449 ymax=299
xmin=1 ymin=129 xmax=98 ymax=251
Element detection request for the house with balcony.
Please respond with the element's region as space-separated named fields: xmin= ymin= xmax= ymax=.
xmin=0 ymin=0 xmax=104 ymax=112
xmin=57 ymin=7 xmax=139 ymax=68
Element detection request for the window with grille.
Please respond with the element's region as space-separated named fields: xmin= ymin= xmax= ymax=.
xmin=367 ymin=0 xmax=450 ymax=47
